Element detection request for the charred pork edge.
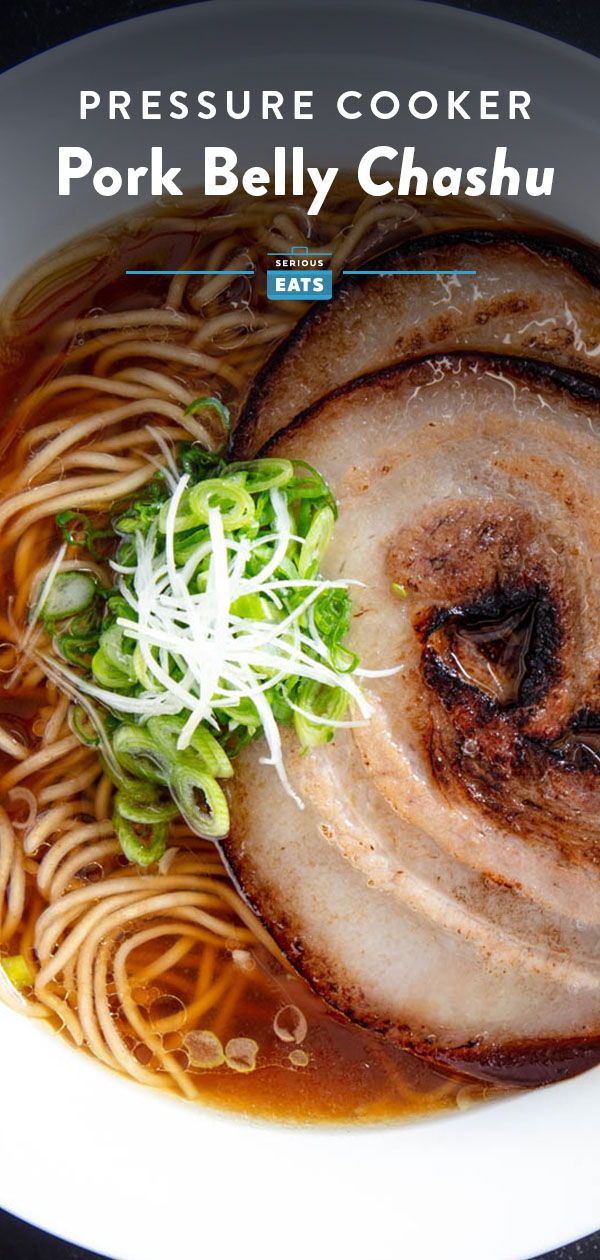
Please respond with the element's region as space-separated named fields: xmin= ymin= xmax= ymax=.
xmin=219 ymin=833 xmax=600 ymax=1086
xmin=233 ymin=228 xmax=600 ymax=459
xmin=260 ymin=351 xmax=600 ymax=456
xmin=223 ymin=352 xmax=600 ymax=1085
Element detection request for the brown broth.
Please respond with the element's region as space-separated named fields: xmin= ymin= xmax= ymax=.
xmin=0 ymin=188 xmax=528 ymax=1123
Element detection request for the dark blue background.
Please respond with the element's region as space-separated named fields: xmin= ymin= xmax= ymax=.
xmin=2 ymin=0 xmax=600 ymax=68
xmin=0 ymin=1 xmax=598 ymax=1257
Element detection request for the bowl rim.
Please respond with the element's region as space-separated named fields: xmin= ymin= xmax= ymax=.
xmin=0 ymin=5 xmax=598 ymax=1260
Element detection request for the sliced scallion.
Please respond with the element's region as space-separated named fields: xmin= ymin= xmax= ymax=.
xmin=226 ymin=458 xmax=294 ymax=494
xmin=171 ymin=764 xmax=229 ymax=839
xmin=92 ymin=625 xmax=135 ymax=688
xmin=184 ymin=395 xmax=231 ymax=446
xmin=41 ymin=570 xmax=97 ymax=622
xmin=299 ymin=505 xmax=335 ymax=579
xmin=187 ymin=479 xmax=255 ymax=533
xmin=68 ymin=704 xmax=101 ymax=746
xmin=114 ymin=789 xmax=178 ymax=825
xmin=112 ymin=806 xmax=168 ymax=866
xmin=146 ymin=716 xmax=234 ymax=780
xmin=292 ymin=681 xmax=349 ymax=748
xmin=112 ymin=724 xmax=170 ymax=784
xmin=1 ymin=954 xmax=34 ymax=990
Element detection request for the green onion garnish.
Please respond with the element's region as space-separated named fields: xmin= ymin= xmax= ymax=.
xmin=38 ymin=422 xmax=392 ymax=862
xmin=40 ymin=570 xmax=97 ymax=623
xmin=1 ymin=955 xmax=34 ymax=990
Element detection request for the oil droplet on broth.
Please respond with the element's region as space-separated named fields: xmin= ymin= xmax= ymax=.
xmin=273 ymin=1004 xmax=308 ymax=1045
xmin=225 ymin=1037 xmax=259 ymax=1073
xmin=289 ymin=1049 xmax=310 ymax=1068
xmin=185 ymin=1029 xmax=225 ymax=1069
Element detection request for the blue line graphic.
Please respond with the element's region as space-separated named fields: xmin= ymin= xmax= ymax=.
xmin=125 ymin=269 xmax=255 ymax=276
xmin=342 ymin=269 xmax=477 ymax=276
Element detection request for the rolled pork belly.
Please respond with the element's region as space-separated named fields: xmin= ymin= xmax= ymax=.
xmin=223 ymin=355 xmax=600 ymax=1084
xmin=234 ymin=230 xmax=600 ymax=457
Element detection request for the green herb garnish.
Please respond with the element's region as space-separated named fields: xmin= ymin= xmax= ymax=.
xmin=39 ymin=414 xmax=379 ymax=864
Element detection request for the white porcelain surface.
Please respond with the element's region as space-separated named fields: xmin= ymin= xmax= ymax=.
xmin=0 ymin=5 xmax=598 ymax=1259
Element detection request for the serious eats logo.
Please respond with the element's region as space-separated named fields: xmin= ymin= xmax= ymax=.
xmin=266 ymin=246 xmax=332 ymax=301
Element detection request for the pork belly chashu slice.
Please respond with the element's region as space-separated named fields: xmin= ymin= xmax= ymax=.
xmin=234 ymin=230 xmax=600 ymax=457
xmin=222 ymin=355 xmax=600 ymax=1084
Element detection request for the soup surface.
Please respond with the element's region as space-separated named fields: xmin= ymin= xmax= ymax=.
xmin=0 ymin=187 xmax=562 ymax=1121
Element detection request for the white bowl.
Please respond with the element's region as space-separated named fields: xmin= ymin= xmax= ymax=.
xmin=0 ymin=5 xmax=598 ymax=1259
